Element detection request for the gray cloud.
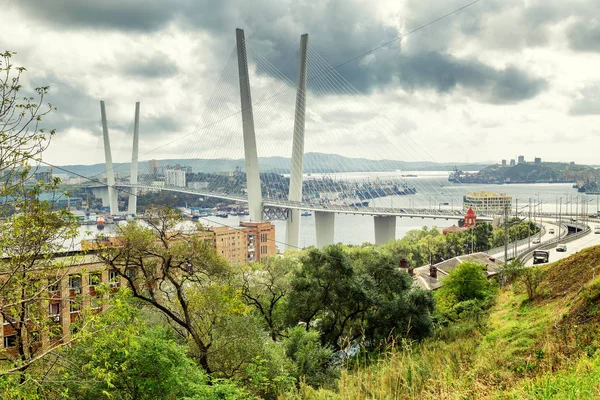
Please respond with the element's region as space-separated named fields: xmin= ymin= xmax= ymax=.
xmin=16 ymin=0 xmax=178 ymax=32
xmin=118 ymin=52 xmax=179 ymax=78
xmin=570 ymin=84 xmax=600 ymax=116
xmin=395 ymin=52 xmax=547 ymax=104
xmin=567 ymin=19 xmax=600 ymax=53
xmin=30 ymin=75 xmax=100 ymax=135
xmin=13 ymin=0 xmax=548 ymax=105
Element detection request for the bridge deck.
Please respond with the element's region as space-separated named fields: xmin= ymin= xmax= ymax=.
xmin=116 ymin=184 xmax=496 ymax=221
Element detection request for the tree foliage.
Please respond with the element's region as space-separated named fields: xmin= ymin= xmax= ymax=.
xmin=57 ymin=292 xmax=249 ymax=400
xmin=0 ymin=51 xmax=55 ymax=197
xmin=97 ymin=206 xmax=243 ymax=373
xmin=285 ymin=244 xmax=434 ymax=350
xmin=435 ymin=261 xmax=495 ymax=322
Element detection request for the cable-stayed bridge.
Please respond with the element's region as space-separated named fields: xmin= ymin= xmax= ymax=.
xmin=84 ymin=29 xmax=526 ymax=249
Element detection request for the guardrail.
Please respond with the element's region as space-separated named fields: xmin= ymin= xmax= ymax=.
xmin=519 ymin=223 xmax=591 ymax=264
xmin=488 ymin=223 xmax=548 ymax=261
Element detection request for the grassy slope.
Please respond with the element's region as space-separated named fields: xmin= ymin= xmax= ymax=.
xmin=286 ymin=245 xmax=600 ymax=400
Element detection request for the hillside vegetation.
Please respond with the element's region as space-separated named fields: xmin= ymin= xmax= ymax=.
xmin=290 ymin=245 xmax=600 ymax=399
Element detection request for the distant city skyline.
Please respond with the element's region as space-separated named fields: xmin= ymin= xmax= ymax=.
xmin=2 ymin=1 xmax=600 ymax=166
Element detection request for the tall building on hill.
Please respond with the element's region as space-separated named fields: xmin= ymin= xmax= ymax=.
xmin=518 ymin=155 xmax=525 ymax=164
xmin=148 ymin=159 xmax=160 ymax=178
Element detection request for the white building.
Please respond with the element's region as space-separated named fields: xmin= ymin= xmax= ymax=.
xmin=164 ymin=169 xmax=186 ymax=188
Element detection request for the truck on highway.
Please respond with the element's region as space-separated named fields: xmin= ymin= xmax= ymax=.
xmin=533 ymin=250 xmax=549 ymax=264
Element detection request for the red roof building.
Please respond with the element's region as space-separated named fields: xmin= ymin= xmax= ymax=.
xmin=464 ymin=207 xmax=477 ymax=228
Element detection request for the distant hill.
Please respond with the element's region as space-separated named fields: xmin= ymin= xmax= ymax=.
xmin=50 ymin=153 xmax=488 ymax=178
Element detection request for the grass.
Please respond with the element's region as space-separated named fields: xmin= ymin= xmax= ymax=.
xmin=283 ymin=245 xmax=600 ymax=400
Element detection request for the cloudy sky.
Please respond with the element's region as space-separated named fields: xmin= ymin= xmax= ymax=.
xmin=2 ymin=0 xmax=600 ymax=168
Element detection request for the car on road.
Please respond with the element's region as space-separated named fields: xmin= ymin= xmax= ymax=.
xmin=549 ymin=229 xmax=555 ymax=234
xmin=533 ymin=250 xmax=549 ymax=264
xmin=556 ymin=244 xmax=567 ymax=252
xmin=532 ymin=238 xmax=541 ymax=244
xmin=595 ymin=226 xmax=600 ymax=234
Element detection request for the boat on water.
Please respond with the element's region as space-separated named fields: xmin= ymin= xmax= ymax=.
xmin=216 ymin=211 xmax=228 ymax=218
xmin=229 ymin=212 xmax=238 ymax=216
xmin=96 ymin=216 xmax=105 ymax=230
xmin=579 ymin=182 xmax=600 ymax=194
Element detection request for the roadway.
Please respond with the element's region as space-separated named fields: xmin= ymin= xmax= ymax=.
xmin=488 ymin=221 xmax=565 ymax=261
xmin=525 ymin=221 xmax=600 ymax=266
xmin=121 ymin=184 xmax=495 ymax=221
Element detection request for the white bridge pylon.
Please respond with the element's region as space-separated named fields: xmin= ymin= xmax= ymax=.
xmin=101 ymin=30 xmax=490 ymax=248
xmin=98 ymin=101 xmax=140 ymax=216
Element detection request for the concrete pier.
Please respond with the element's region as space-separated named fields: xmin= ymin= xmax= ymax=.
xmin=315 ymin=211 xmax=335 ymax=248
xmin=374 ymin=215 xmax=396 ymax=245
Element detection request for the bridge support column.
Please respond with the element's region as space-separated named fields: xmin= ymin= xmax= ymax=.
xmin=100 ymin=101 xmax=118 ymax=215
xmin=315 ymin=211 xmax=335 ymax=249
xmin=128 ymin=102 xmax=140 ymax=216
xmin=91 ymin=187 xmax=110 ymax=207
xmin=236 ymin=28 xmax=263 ymax=222
xmin=286 ymin=33 xmax=309 ymax=249
xmin=374 ymin=215 xmax=396 ymax=245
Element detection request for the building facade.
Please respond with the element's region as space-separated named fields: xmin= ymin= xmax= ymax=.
xmin=463 ymin=191 xmax=512 ymax=215
xmin=3 ymin=220 xmax=278 ymax=357
xmin=164 ymin=169 xmax=186 ymax=187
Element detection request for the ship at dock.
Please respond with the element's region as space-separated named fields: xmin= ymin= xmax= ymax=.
xmin=96 ymin=215 xmax=105 ymax=230
xmin=578 ymin=181 xmax=600 ymax=195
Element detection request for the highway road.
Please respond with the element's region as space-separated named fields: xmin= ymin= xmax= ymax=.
xmin=488 ymin=221 xmax=565 ymax=261
xmin=525 ymin=221 xmax=600 ymax=266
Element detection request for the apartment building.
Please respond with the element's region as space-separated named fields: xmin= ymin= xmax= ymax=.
xmin=83 ymin=222 xmax=277 ymax=264
xmin=1 ymin=255 xmax=126 ymax=357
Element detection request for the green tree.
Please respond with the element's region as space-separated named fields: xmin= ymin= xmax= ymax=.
xmin=1 ymin=51 xmax=56 ymax=198
xmin=438 ymin=260 xmax=491 ymax=303
xmin=238 ymin=256 xmax=295 ymax=341
xmin=0 ymin=186 xmax=78 ymax=383
xmin=97 ymin=206 xmax=245 ymax=373
xmin=286 ymin=245 xmax=434 ymax=350
xmin=283 ymin=327 xmax=338 ymax=389
xmin=58 ymin=292 xmax=248 ymax=400
xmin=435 ymin=261 xmax=494 ymax=320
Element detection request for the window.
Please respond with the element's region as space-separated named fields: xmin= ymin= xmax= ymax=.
xmin=125 ymin=268 xmax=136 ymax=280
xmin=48 ymin=302 xmax=60 ymax=316
xmin=91 ymin=296 xmax=102 ymax=310
xmin=48 ymin=281 xmax=60 ymax=292
xmin=4 ymin=335 xmax=16 ymax=348
xmin=89 ymin=273 xmax=101 ymax=286
xmin=69 ymin=275 xmax=81 ymax=290
xmin=108 ymin=270 xmax=119 ymax=282
xmin=70 ymin=300 xmax=81 ymax=313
